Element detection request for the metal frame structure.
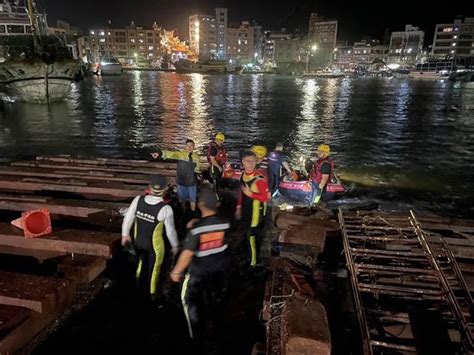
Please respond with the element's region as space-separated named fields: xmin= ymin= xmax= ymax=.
xmin=339 ymin=209 xmax=474 ymax=354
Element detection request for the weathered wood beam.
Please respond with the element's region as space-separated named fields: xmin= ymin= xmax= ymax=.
xmin=0 ymin=224 xmax=121 ymax=258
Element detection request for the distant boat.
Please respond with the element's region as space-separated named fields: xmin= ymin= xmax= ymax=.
xmin=174 ymin=59 xmax=241 ymax=74
xmin=304 ymin=69 xmax=345 ymax=78
xmin=0 ymin=0 xmax=80 ymax=103
xmin=408 ymin=60 xmax=455 ymax=80
xmin=92 ymin=54 xmax=123 ymax=76
xmin=408 ymin=71 xmax=451 ymax=80
xmin=449 ymin=70 xmax=474 ymax=82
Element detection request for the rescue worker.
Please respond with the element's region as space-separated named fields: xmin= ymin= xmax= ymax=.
xmin=268 ymin=143 xmax=293 ymax=196
xmin=121 ymin=175 xmax=179 ymax=301
xmin=151 ymin=139 xmax=201 ymax=212
xmin=170 ymin=184 xmax=230 ymax=349
xmin=207 ymin=132 xmax=228 ymax=192
xmin=235 ymin=151 xmax=270 ymax=267
xmin=251 ymin=145 xmax=268 ymax=179
xmin=309 ymin=144 xmax=334 ymax=204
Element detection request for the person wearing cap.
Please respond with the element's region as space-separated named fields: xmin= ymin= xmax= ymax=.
xmin=151 ymin=139 xmax=201 ymax=212
xmin=309 ymin=144 xmax=334 ymax=204
xmin=207 ymin=132 xmax=228 ymax=192
xmin=235 ymin=150 xmax=270 ymax=267
xmin=268 ymin=143 xmax=293 ymax=196
xmin=170 ymin=184 xmax=230 ymax=347
xmin=121 ymin=175 xmax=179 ymax=301
xmin=250 ymin=145 xmax=269 ymax=179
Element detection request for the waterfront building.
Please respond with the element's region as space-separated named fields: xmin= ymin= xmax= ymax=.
xmin=189 ymin=13 xmax=217 ymax=60
xmin=432 ymin=17 xmax=474 ymax=63
xmin=227 ymin=21 xmax=255 ymax=63
xmin=352 ymin=40 xmax=372 ymax=67
xmin=388 ymin=25 xmax=424 ymax=67
xmin=333 ymin=43 xmax=353 ymax=70
xmin=215 ymin=8 xmax=227 ymax=59
xmin=263 ymin=30 xmax=292 ymax=66
xmin=88 ymin=22 xmax=188 ymax=65
xmin=253 ymin=22 xmax=264 ymax=63
xmin=307 ymin=12 xmax=338 ymax=69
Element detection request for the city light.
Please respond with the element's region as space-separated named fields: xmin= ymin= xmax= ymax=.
xmin=311 ymin=44 xmax=318 ymax=51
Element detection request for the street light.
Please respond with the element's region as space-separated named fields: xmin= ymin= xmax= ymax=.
xmin=306 ymin=44 xmax=318 ymax=73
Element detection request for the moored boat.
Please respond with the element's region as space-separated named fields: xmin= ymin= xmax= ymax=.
xmin=91 ymin=54 xmax=123 ymax=76
xmin=174 ymin=59 xmax=241 ymax=74
xmin=0 ymin=0 xmax=80 ymax=103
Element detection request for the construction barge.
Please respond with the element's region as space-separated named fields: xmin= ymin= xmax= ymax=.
xmin=0 ymin=156 xmax=473 ymax=354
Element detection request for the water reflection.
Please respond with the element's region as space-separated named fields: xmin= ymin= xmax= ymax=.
xmin=189 ymin=74 xmax=213 ymax=148
xmin=292 ymin=78 xmax=320 ymax=158
xmin=1 ymin=73 xmax=473 ymax=209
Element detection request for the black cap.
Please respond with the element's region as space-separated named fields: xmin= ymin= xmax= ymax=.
xmin=198 ymin=184 xmax=220 ymax=210
xmin=150 ymin=175 xmax=167 ymax=190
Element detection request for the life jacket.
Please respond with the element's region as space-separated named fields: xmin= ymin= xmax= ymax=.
xmin=268 ymin=150 xmax=282 ymax=170
xmin=207 ymin=141 xmax=228 ymax=166
xmin=133 ymin=196 xmax=166 ymax=252
xmin=310 ymin=157 xmax=334 ymax=184
xmin=257 ymin=157 xmax=269 ymax=179
xmin=240 ymin=171 xmax=269 ymax=204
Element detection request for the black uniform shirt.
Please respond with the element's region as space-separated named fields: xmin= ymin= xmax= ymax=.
xmin=184 ymin=215 xmax=230 ymax=276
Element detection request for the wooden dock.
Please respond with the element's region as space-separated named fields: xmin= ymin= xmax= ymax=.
xmin=0 ymin=155 xmax=177 ymax=352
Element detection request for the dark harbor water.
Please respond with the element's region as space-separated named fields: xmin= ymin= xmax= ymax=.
xmin=1 ymin=72 xmax=473 ymax=216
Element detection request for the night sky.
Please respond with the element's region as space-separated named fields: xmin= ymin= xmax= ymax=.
xmin=40 ymin=0 xmax=472 ymax=44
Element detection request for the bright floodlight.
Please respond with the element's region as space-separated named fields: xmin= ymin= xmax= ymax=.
xmin=311 ymin=45 xmax=318 ymax=51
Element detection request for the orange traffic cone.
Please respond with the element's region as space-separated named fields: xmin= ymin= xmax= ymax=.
xmin=11 ymin=209 xmax=52 ymax=238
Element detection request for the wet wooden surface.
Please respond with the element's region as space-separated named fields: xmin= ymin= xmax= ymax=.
xmin=0 ymin=271 xmax=75 ymax=314
xmin=0 ymin=224 xmax=121 ymax=257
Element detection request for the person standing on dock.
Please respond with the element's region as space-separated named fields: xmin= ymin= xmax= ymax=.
xmin=268 ymin=143 xmax=293 ymax=196
xmin=170 ymin=184 xmax=230 ymax=350
xmin=207 ymin=132 xmax=228 ymax=193
xmin=151 ymin=140 xmax=201 ymax=212
xmin=310 ymin=144 xmax=334 ymax=205
xmin=121 ymin=175 xmax=179 ymax=301
xmin=235 ymin=151 xmax=270 ymax=267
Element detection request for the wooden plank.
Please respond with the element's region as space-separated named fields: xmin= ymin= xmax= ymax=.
xmin=35 ymin=155 xmax=175 ymax=169
xmin=279 ymin=224 xmax=327 ymax=252
xmin=275 ymin=212 xmax=340 ymax=232
xmin=58 ymin=255 xmax=107 ymax=283
xmin=283 ymin=296 xmax=331 ymax=355
xmin=0 ymin=272 xmax=74 ymax=314
xmin=0 ymin=194 xmax=50 ymax=203
xmin=11 ymin=161 xmax=177 ymax=177
xmin=0 ymin=305 xmax=30 ymax=334
xmin=0 ymin=166 xmax=151 ymax=185
xmin=0 ymin=194 xmax=127 ymax=221
xmin=0 ymin=282 xmax=75 ymax=354
xmin=0 ymin=246 xmax=67 ymax=263
xmin=0 ymin=200 xmax=104 ymax=218
xmin=34 ymin=155 xmax=210 ymax=170
xmin=0 ymin=178 xmax=143 ymax=201
xmin=0 ymin=224 xmax=121 ymax=257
